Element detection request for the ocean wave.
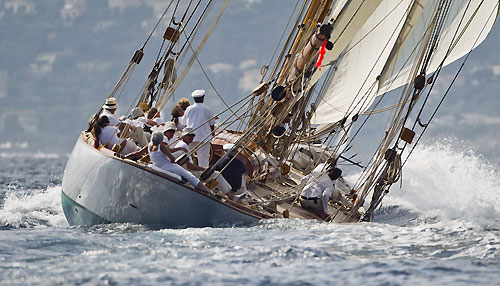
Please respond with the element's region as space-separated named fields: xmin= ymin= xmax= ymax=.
xmin=0 ymin=185 xmax=67 ymax=228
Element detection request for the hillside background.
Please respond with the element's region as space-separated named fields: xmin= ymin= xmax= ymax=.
xmin=1 ymin=0 xmax=499 ymax=163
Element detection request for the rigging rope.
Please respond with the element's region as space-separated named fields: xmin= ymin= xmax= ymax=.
xmin=183 ymin=28 xmax=239 ymax=121
xmin=141 ymin=0 xmax=176 ymax=51
xmin=403 ymin=0 xmax=497 ymax=168
xmin=156 ymin=0 xmax=226 ymax=111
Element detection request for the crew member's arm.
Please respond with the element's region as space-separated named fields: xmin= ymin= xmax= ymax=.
xmin=168 ymin=146 xmax=188 ymax=153
xmin=160 ymin=143 xmax=176 ymax=162
xmin=321 ymin=187 xmax=335 ymax=215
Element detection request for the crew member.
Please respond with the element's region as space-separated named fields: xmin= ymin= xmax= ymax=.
xmin=300 ymin=163 xmax=347 ymax=219
xmin=148 ymin=130 xmax=210 ymax=192
xmin=175 ymin=127 xmax=206 ymax=172
xmin=162 ymin=121 xmax=179 ymax=146
xmin=93 ymin=116 xmax=138 ymax=154
xmin=214 ymin=144 xmax=248 ymax=195
xmin=179 ymin=89 xmax=215 ymax=168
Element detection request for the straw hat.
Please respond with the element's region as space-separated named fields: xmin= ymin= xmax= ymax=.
xmin=102 ymin=97 xmax=118 ymax=109
xmin=181 ymin=127 xmax=195 ymax=137
xmin=191 ymin=89 xmax=205 ymax=98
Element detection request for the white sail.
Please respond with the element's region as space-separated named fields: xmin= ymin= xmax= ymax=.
xmin=377 ymin=0 xmax=429 ymax=88
xmin=378 ymin=0 xmax=500 ymax=94
xmin=312 ymin=0 xmax=412 ymax=125
xmin=312 ymin=0 xmax=499 ymax=125
xmin=306 ymin=0 xmax=385 ymax=90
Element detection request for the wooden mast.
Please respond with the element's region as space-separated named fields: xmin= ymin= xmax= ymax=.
xmin=252 ymin=0 xmax=334 ymax=155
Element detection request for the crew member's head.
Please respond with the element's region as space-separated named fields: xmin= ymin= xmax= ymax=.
xmin=191 ymin=89 xmax=205 ymax=103
xmin=328 ymin=167 xmax=342 ymax=181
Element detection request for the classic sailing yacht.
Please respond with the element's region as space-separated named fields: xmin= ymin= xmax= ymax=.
xmin=62 ymin=0 xmax=499 ymax=227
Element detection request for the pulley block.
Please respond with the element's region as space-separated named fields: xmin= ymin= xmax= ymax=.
xmin=271 ymin=86 xmax=286 ymax=101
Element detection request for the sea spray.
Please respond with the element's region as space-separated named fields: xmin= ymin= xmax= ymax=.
xmin=382 ymin=138 xmax=500 ymax=226
xmin=0 ymin=185 xmax=67 ymax=228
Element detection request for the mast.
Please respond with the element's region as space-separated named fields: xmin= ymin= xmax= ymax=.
xmin=250 ymin=0 xmax=334 ymax=155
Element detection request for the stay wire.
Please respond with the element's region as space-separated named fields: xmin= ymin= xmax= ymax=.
xmin=410 ymin=0 xmax=473 ymax=133
xmin=402 ymin=0 xmax=497 ymax=168
xmin=182 ymin=28 xmax=239 ymax=120
xmin=141 ymin=0 xmax=176 ymax=51
xmin=173 ymin=0 xmax=212 ymax=60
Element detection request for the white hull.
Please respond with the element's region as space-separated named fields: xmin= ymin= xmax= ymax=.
xmin=62 ymin=136 xmax=262 ymax=227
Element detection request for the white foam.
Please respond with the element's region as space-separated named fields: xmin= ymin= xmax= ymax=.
xmin=383 ymin=138 xmax=500 ymax=225
xmin=0 ymin=185 xmax=68 ymax=228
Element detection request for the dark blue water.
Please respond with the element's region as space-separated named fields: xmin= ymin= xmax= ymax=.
xmin=1 ymin=142 xmax=499 ymax=285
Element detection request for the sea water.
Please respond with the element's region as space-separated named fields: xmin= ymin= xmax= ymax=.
xmin=1 ymin=141 xmax=499 ymax=285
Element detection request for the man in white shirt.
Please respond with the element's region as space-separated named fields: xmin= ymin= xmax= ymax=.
xmin=100 ymin=97 xmax=122 ymax=126
xmin=178 ymin=90 xmax=215 ymax=168
xmin=300 ymin=164 xmax=347 ymax=219
xmin=126 ymin=107 xmax=147 ymax=128
xmin=162 ymin=121 xmax=179 ymax=146
xmin=124 ymin=107 xmax=149 ymax=146
xmin=175 ymin=127 xmax=206 ymax=172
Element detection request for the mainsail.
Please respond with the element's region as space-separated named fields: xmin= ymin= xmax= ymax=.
xmin=312 ymin=0 xmax=412 ymax=124
xmin=312 ymin=0 xmax=499 ymax=125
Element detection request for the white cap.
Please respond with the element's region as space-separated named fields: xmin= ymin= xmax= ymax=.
xmin=191 ymin=89 xmax=206 ymax=98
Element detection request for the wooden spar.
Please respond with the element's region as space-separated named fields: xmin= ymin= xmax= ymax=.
xmin=286 ymin=23 xmax=331 ymax=90
xmin=285 ymin=0 xmax=333 ymax=89
xmin=277 ymin=0 xmax=332 ymax=86
xmin=252 ymin=1 xmax=333 ymax=153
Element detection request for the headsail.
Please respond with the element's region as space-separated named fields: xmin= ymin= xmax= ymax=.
xmin=378 ymin=0 xmax=500 ymax=94
xmin=312 ymin=0 xmax=499 ymax=125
